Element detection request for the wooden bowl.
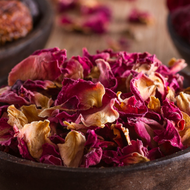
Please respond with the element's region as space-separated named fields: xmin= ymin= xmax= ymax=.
xmin=0 ymin=0 xmax=54 ymax=79
xmin=167 ymin=14 xmax=190 ymax=65
xmin=0 ymin=72 xmax=190 ymax=190
xmin=0 ymin=133 xmax=190 ymax=190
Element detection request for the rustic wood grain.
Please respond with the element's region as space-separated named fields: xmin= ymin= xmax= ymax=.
xmin=45 ymin=0 xmax=183 ymax=67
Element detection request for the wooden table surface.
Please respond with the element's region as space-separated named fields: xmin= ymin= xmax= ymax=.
xmin=45 ymin=0 xmax=182 ymax=67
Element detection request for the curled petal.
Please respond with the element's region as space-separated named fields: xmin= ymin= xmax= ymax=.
xmin=93 ymin=59 xmax=117 ymax=90
xmin=165 ymin=87 xmax=176 ymax=103
xmin=121 ymin=139 xmax=149 ymax=159
xmin=83 ymin=47 xmax=110 ymax=65
xmin=111 ymin=123 xmax=131 ymax=147
xmin=117 ymin=92 xmax=147 ymax=117
xmin=0 ymin=90 xmax=30 ymax=106
xmin=58 ymin=131 xmax=86 ymax=167
xmin=0 ymin=118 xmax=13 ymax=146
xmin=162 ymin=99 xmax=184 ymax=130
xmin=56 ymin=79 xmax=105 ymax=110
xmin=154 ymin=119 xmax=184 ymax=153
xmin=168 ymin=58 xmax=187 ymax=74
xmin=131 ymin=73 xmax=156 ymax=101
xmin=7 ymin=105 xmax=28 ymax=129
xmin=23 ymin=79 xmax=57 ymax=91
xmin=176 ymin=92 xmax=190 ymax=115
xmin=80 ymin=98 xmax=119 ymax=128
xmin=82 ymin=147 xmax=102 ymax=168
xmin=20 ymin=105 xmax=42 ymax=123
xmin=63 ymin=121 xmax=86 ymax=131
xmin=179 ymin=112 xmax=190 ymax=146
xmin=133 ymin=62 xmax=158 ymax=76
xmin=62 ymin=57 xmax=84 ymax=80
xmin=121 ymin=152 xmax=150 ymax=166
xmin=128 ymin=117 xmax=163 ymax=148
xmin=15 ymin=120 xmax=53 ymax=159
xmin=149 ymin=72 xmax=165 ymax=96
xmin=181 ymin=128 xmax=190 ymax=147
xmin=8 ymin=48 xmax=66 ymax=86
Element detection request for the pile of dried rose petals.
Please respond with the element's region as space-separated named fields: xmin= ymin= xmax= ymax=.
xmin=54 ymin=0 xmax=154 ymax=38
xmin=0 ymin=47 xmax=189 ymax=168
xmin=128 ymin=8 xmax=154 ymax=25
xmin=167 ymin=0 xmax=190 ymax=43
xmin=58 ymin=0 xmax=112 ymax=34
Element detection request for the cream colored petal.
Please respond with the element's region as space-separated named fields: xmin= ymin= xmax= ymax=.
xmin=86 ymin=66 xmax=100 ymax=80
xmin=179 ymin=111 xmax=190 ymax=145
xmin=7 ymin=105 xmax=28 ymax=129
xmin=58 ymin=131 xmax=86 ymax=168
xmin=134 ymin=74 xmax=156 ymax=101
xmin=133 ymin=63 xmax=158 ymax=76
xmin=176 ymin=92 xmax=190 ymax=115
xmin=81 ymin=98 xmax=119 ymax=128
xmin=149 ymin=73 xmax=165 ymax=95
xmin=18 ymin=120 xmax=52 ymax=159
xmin=166 ymin=87 xmax=176 ymax=103
xmin=168 ymin=58 xmax=187 ymax=73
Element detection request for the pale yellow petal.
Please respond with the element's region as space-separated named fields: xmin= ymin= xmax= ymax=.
xmin=58 ymin=131 xmax=86 ymax=167
xmin=81 ymin=98 xmax=119 ymax=128
xmin=18 ymin=120 xmax=52 ymax=159
xmin=176 ymin=92 xmax=190 ymax=115
xmin=7 ymin=105 xmax=28 ymax=129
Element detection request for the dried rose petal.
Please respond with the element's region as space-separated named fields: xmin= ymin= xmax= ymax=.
xmin=128 ymin=9 xmax=154 ymax=25
xmin=120 ymin=140 xmax=149 ymax=165
xmin=58 ymin=130 xmax=86 ymax=167
xmin=8 ymin=48 xmax=67 ymax=86
xmin=168 ymin=58 xmax=187 ymax=74
xmin=176 ymin=92 xmax=190 ymax=115
xmin=0 ymin=47 xmax=189 ymax=168
xmin=79 ymin=98 xmax=119 ymax=128
xmin=154 ymin=119 xmax=184 ymax=155
xmin=56 ymin=79 xmax=105 ymax=110
xmin=0 ymin=118 xmax=14 ymax=146
xmin=111 ymin=123 xmax=131 ymax=148
xmin=15 ymin=120 xmax=53 ymax=159
xmin=130 ymin=73 xmax=156 ymax=101
xmin=7 ymin=105 xmax=28 ymax=129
